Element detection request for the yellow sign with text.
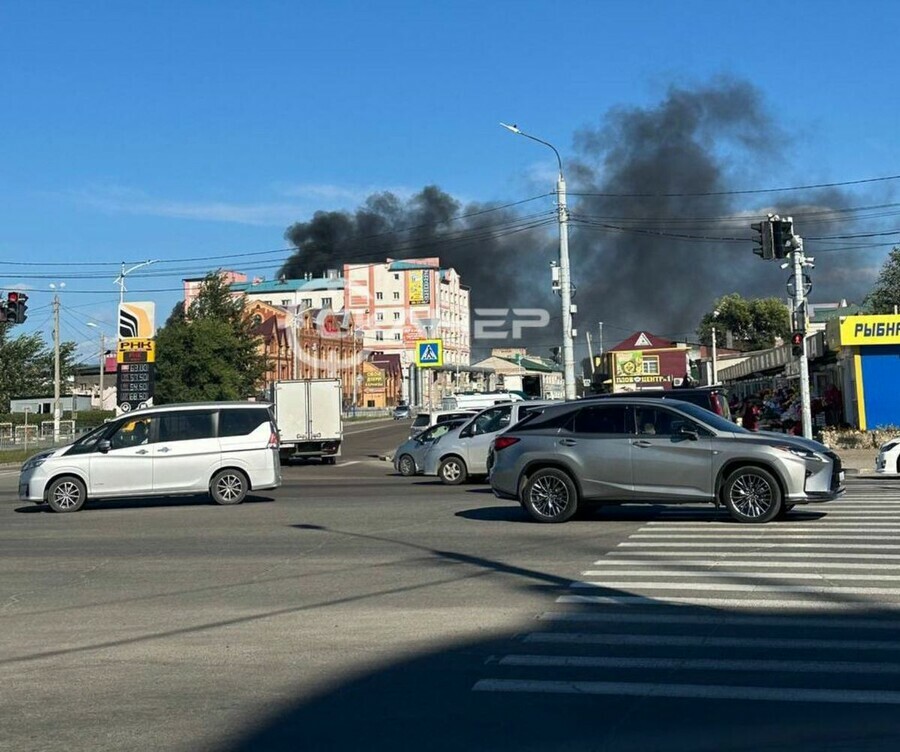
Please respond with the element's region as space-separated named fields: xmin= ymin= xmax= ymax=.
xmin=117 ymin=338 xmax=156 ymax=363
xmin=837 ymin=315 xmax=900 ymax=346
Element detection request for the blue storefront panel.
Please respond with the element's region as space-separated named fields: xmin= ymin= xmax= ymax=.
xmin=861 ymin=345 xmax=900 ymax=429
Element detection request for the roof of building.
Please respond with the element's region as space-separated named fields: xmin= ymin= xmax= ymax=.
xmin=610 ymin=331 xmax=676 ymax=351
xmin=809 ymin=302 xmax=864 ymax=323
xmin=491 ymin=355 xmax=563 ymax=373
xmin=232 ymin=278 xmax=345 ymax=294
xmin=387 ymin=260 xmax=439 ymax=272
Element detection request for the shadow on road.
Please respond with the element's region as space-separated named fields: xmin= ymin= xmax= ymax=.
xmin=14 ymin=494 xmax=275 ymax=514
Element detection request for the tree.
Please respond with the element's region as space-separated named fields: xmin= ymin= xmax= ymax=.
xmin=0 ymin=324 xmax=76 ymax=411
xmin=155 ymin=272 xmax=266 ymax=404
xmin=697 ymin=293 xmax=790 ymax=351
xmin=864 ymin=246 xmax=900 ymax=314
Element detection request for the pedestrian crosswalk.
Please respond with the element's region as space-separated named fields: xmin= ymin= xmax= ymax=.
xmin=473 ymin=480 xmax=900 ymax=705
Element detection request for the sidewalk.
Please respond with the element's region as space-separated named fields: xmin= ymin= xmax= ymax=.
xmin=836 ymin=448 xmax=878 ymax=475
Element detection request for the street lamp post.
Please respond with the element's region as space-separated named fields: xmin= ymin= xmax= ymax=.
xmin=86 ymin=322 xmax=107 ymax=410
xmin=501 ymin=123 xmax=576 ymax=400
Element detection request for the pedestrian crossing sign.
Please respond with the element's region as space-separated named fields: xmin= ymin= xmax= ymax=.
xmin=415 ymin=339 xmax=443 ymax=367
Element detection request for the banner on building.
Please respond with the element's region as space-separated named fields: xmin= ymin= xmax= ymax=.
xmin=117 ymin=338 xmax=156 ymax=363
xmin=365 ymin=370 xmax=386 ymax=388
xmin=408 ymin=270 xmax=431 ymax=305
xmin=118 ymin=301 xmax=156 ymax=339
xmin=614 ymin=351 xmax=643 ymax=379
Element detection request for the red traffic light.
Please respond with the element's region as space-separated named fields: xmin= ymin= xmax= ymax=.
xmin=791 ymin=332 xmax=803 ymax=346
xmin=7 ymin=292 xmax=18 ymax=303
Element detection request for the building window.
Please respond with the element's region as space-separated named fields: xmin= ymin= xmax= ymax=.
xmin=301 ymin=298 xmax=312 ymax=308
xmin=394 ymin=333 xmax=401 ymax=340
xmin=393 ymin=311 xmax=400 ymax=320
xmin=322 ymin=297 xmax=332 ymax=308
xmin=642 ymin=357 xmax=660 ymax=375
xmin=376 ymin=312 xmax=384 ymax=321
xmin=376 ymin=331 xmax=384 ymax=341
xmin=394 ymin=273 xmax=400 ymax=280
xmin=281 ymin=299 xmax=291 ymax=305
xmin=393 ymin=291 xmax=400 ymax=300
xmin=376 ymin=292 xmax=383 ymax=300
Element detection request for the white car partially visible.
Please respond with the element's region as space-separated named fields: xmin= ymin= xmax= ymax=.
xmin=876 ymin=438 xmax=900 ymax=475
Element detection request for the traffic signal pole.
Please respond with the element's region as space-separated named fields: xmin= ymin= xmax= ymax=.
xmin=791 ymin=239 xmax=813 ymax=440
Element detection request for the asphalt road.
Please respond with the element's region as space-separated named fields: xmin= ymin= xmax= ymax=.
xmin=2 ymin=422 xmax=900 ymax=751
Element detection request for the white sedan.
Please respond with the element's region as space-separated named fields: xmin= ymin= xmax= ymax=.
xmin=876 ymin=438 xmax=900 ymax=475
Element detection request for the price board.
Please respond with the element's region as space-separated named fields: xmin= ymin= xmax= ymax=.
xmin=117 ymin=362 xmax=155 ymax=411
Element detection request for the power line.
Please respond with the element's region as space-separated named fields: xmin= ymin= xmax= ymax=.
xmin=567 ymin=173 xmax=900 ymax=198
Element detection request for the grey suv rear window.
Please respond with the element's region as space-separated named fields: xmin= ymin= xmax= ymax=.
xmin=219 ymin=408 xmax=270 ymax=437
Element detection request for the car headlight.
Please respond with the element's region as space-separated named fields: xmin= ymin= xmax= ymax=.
xmin=773 ymin=444 xmax=828 ymax=462
xmin=21 ymin=457 xmax=48 ymax=471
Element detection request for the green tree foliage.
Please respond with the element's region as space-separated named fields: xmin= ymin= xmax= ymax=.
xmin=0 ymin=324 xmax=76 ymax=411
xmin=864 ymin=247 xmax=900 ymax=314
xmin=155 ymin=273 xmax=266 ymax=403
xmin=697 ymin=293 xmax=790 ymax=351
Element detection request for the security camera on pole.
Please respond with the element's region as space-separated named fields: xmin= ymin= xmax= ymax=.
xmin=751 ymin=215 xmax=813 ymax=439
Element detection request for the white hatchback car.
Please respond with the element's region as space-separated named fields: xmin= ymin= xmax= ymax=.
xmin=18 ymin=402 xmax=282 ymax=512
xmin=876 ymin=437 xmax=900 ymax=475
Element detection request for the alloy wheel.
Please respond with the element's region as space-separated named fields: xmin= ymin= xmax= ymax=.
xmin=729 ymin=473 xmax=774 ymax=518
xmin=217 ymin=474 xmax=244 ymax=502
xmin=530 ymin=475 xmax=570 ymax=518
xmin=53 ymin=481 xmax=81 ymax=510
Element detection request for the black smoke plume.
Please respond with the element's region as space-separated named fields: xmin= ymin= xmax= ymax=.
xmin=279 ymin=77 xmax=882 ymax=355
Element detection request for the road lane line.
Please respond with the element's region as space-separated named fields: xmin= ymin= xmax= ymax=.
xmin=524 ymin=631 xmax=900 ymax=651
xmin=580 ymin=571 xmax=900 ymax=581
xmin=555 ymin=594 xmax=900 ymax=609
xmin=618 ymin=542 xmax=900 ymax=549
xmin=498 ymin=654 xmax=900 ymax=675
xmin=629 ymin=533 xmax=900 ymax=540
xmin=572 ymin=581 xmax=900 ymax=595
xmin=472 ymin=679 xmax=900 ymax=704
xmin=601 ymin=551 xmax=900 ymax=559
xmin=537 ymin=611 xmax=900 ymax=630
xmin=590 ymin=559 xmax=900 ymax=569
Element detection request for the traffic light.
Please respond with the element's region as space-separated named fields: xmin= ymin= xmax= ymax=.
xmin=772 ymin=217 xmax=795 ymax=260
xmin=751 ymin=220 xmax=774 ymax=260
xmin=791 ymin=331 xmax=804 ymax=357
xmin=6 ymin=292 xmax=28 ymax=323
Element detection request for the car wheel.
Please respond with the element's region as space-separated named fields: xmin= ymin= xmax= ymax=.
xmin=522 ymin=468 xmax=578 ymax=523
xmin=723 ymin=466 xmax=782 ymax=523
xmin=210 ymin=469 xmax=248 ymax=505
xmin=398 ymin=454 xmax=416 ymax=476
xmin=46 ymin=476 xmax=87 ymax=513
xmin=439 ymin=456 xmax=468 ymax=485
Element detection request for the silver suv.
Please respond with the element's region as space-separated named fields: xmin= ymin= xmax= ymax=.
xmin=489 ymin=398 xmax=844 ymax=523
xmin=422 ymin=401 xmax=552 ymax=484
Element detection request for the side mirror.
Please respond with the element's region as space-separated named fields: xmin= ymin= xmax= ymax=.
xmin=98 ymin=440 xmax=112 ymax=454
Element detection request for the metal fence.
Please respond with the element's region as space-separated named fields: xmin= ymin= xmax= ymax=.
xmin=342 ymin=407 xmax=393 ymax=419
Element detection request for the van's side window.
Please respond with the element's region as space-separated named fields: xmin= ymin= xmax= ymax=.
xmin=109 ymin=417 xmax=154 ymax=449
xmin=219 ymin=408 xmax=270 ymax=437
xmin=158 ymin=411 xmax=215 ymax=443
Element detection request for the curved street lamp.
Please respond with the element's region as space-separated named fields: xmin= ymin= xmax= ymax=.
xmin=500 ymin=123 xmax=576 ymax=399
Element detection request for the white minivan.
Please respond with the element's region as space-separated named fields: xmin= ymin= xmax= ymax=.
xmin=18 ymin=402 xmax=282 ymax=513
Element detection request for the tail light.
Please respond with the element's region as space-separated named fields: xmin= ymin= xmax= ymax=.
xmin=493 ymin=436 xmax=520 ymax=452
xmin=268 ymin=425 xmax=280 ymax=449
xmin=711 ymin=394 xmax=725 ymax=416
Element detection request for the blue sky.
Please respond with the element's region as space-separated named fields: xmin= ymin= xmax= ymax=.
xmin=2 ymin=0 xmax=898 ymax=358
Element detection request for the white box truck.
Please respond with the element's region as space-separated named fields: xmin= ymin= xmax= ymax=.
xmin=270 ymin=379 xmax=343 ymax=465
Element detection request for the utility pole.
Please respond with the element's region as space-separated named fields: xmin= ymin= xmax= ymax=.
xmin=53 ymin=295 xmax=61 ymax=442
xmin=501 ymin=123 xmax=576 ymax=400
xmin=98 ymin=332 xmax=105 ymax=410
xmin=115 ymin=260 xmax=159 ymax=305
xmin=711 ymin=326 xmax=718 ymax=385
xmin=586 ymin=331 xmax=594 ymax=382
xmin=790 ymin=235 xmax=814 ymax=439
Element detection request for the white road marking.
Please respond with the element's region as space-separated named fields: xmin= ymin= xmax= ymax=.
xmin=630 ymin=533 xmax=900 ymax=540
xmin=580 ymin=570 xmax=900 ymax=581
xmin=556 ymin=594 xmax=900 ymax=610
xmin=618 ymin=542 xmax=900 ymax=549
xmin=537 ymin=611 xmax=900 ymax=630
xmin=602 ymin=551 xmax=900 ymax=560
xmin=525 ymin=631 xmax=900 ymax=651
xmin=472 ymin=679 xmax=900 ymax=704
xmin=499 ymin=654 xmax=900 ymax=675
xmin=589 ymin=559 xmax=900 ymax=569
xmin=571 ymin=581 xmax=900 ymax=595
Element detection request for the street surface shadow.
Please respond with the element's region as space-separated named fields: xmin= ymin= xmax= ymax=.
xmin=220 ymin=524 xmax=900 ymax=751
xmin=455 ymin=506 xmax=526 ymax=522
xmin=14 ymin=494 xmax=274 ymax=513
